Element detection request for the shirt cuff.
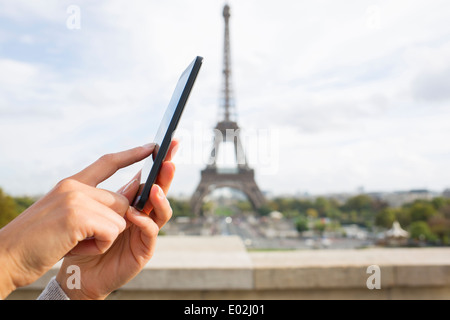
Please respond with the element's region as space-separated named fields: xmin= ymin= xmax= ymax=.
xmin=37 ymin=276 xmax=70 ymax=300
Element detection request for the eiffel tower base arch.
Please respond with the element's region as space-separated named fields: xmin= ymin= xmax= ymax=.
xmin=190 ymin=168 xmax=266 ymax=216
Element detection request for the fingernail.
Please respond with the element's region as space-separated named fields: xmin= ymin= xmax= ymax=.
xmin=142 ymin=143 xmax=155 ymax=149
xmin=122 ymin=179 xmax=138 ymax=194
xmin=129 ymin=207 xmax=145 ymax=216
xmin=156 ymin=185 xmax=165 ymax=199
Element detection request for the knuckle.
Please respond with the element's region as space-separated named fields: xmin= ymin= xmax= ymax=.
xmin=64 ymin=190 xmax=85 ymax=207
xmin=57 ymin=191 xmax=86 ymax=231
xmin=167 ymin=205 xmax=173 ymax=220
xmin=55 ymin=178 xmax=78 ymax=193
xmin=147 ymin=222 xmax=160 ymax=239
xmin=62 ymin=206 xmax=80 ymax=231
xmin=99 ymin=153 xmax=116 ymax=165
xmin=117 ymin=216 xmax=127 ymax=233
xmin=117 ymin=193 xmax=130 ymax=210
xmin=102 ymin=225 xmax=121 ymax=246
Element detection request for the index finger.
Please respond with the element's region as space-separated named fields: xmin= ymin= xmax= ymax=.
xmin=71 ymin=144 xmax=155 ymax=187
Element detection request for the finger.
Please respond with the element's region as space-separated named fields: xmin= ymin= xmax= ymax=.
xmin=117 ymin=176 xmax=141 ymax=230
xmin=148 ymin=184 xmax=173 ymax=229
xmin=78 ymin=195 xmax=127 ymax=233
xmin=117 ymin=174 xmax=141 ymax=205
xmin=117 ymin=170 xmax=141 ymax=194
xmin=55 ymin=178 xmax=130 ymax=216
xmin=142 ymin=161 xmax=175 ymax=214
xmin=71 ymin=144 xmax=155 ymax=187
xmin=126 ymin=207 xmax=159 ymax=258
xmin=67 ymin=199 xmax=127 ymax=255
xmin=155 ymin=161 xmax=176 ymax=195
xmin=164 ymin=139 xmax=179 ymax=162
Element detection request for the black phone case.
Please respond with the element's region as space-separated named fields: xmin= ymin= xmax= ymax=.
xmin=133 ymin=56 xmax=203 ymax=211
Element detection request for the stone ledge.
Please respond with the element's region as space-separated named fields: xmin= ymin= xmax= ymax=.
xmin=250 ymin=248 xmax=450 ymax=290
xmin=13 ymin=236 xmax=450 ymax=300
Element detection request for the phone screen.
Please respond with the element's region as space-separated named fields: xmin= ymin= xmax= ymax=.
xmin=133 ymin=56 xmax=203 ymax=210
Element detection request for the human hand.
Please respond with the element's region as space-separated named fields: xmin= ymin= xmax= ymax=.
xmin=54 ymin=141 xmax=178 ymax=299
xmin=0 ymin=141 xmax=177 ymax=299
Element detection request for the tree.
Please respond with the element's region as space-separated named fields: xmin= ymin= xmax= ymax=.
xmin=409 ymin=221 xmax=435 ymax=242
xmin=431 ymin=197 xmax=450 ymax=211
xmin=427 ymin=214 xmax=450 ymax=245
xmin=201 ymin=201 xmax=214 ymax=216
xmin=306 ymin=208 xmax=318 ymax=219
xmin=295 ymin=216 xmax=309 ymax=234
xmin=283 ymin=209 xmax=301 ymax=219
xmin=236 ymin=200 xmax=252 ymax=213
xmin=409 ymin=201 xmax=436 ymax=222
xmin=0 ymin=188 xmax=19 ymax=228
xmin=375 ymin=208 xmax=397 ymax=228
xmin=314 ymin=197 xmax=330 ymax=217
xmin=257 ymin=204 xmax=272 ymax=216
xmin=438 ymin=204 xmax=450 ymax=219
xmin=341 ymin=194 xmax=379 ymax=226
xmin=325 ymin=207 xmax=342 ymax=220
xmin=313 ymin=219 xmax=326 ymax=235
xmin=343 ymin=195 xmax=373 ymax=213
xmin=395 ymin=207 xmax=412 ymax=228
xmin=14 ymin=196 xmax=36 ymax=213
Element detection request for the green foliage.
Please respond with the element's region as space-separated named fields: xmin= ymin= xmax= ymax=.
xmin=0 ymin=188 xmax=18 ymax=228
xmin=3 ymin=182 xmax=448 ymax=246
xmin=427 ymin=214 xmax=450 ymax=244
xmin=263 ymin=193 xmax=449 ymax=246
xmin=314 ymin=197 xmax=330 ymax=217
xmin=342 ymin=194 xmax=373 ymax=212
xmin=294 ymin=216 xmax=308 ymax=233
xmin=430 ymin=197 xmax=450 ymax=211
xmin=14 ymin=196 xmax=36 ymax=213
xmin=257 ymin=204 xmax=272 ymax=216
xmin=375 ymin=208 xmax=397 ymax=228
xmin=393 ymin=207 xmax=412 ymax=228
xmin=283 ymin=209 xmax=301 ymax=219
xmin=408 ymin=201 xmax=437 ymax=222
xmin=215 ymin=206 xmax=234 ymax=216
xmin=168 ymin=197 xmax=193 ymax=217
xmin=306 ymin=208 xmax=318 ymax=219
xmin=409 ymin=221 xmax=435 ymax=242
xmin=236 ymin=200 xmax=252 ymax=213
xmin=0 ymin=188 xmax=36 ymax=228
xmin=313 ymin=219 xmax=326 ymax=235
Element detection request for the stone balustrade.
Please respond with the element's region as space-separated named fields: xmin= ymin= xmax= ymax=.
xmin=8 ymin=236 xmax=450 ymax=300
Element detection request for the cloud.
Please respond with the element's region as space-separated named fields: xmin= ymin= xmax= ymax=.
xmin=1 ymin=0 xmax=450 ymax=198
xmin=412 ymin=67 xmax=450 ymax=102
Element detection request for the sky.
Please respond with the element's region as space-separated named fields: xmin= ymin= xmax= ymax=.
xmin=1 ymin=0 xmax=450 ymax=198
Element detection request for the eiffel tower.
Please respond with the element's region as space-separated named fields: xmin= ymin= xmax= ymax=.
xmin=190 ymin=4 xmax=265 ymax=215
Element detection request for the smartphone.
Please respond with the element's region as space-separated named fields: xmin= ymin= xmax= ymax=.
xmin=133 ymin=56 xmax=203 ymax=211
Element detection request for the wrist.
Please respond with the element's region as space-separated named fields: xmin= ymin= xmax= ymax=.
xmin=55 ymin=267 xmax=85 ymax=300
xmin=55 ymin=264 xmax=108 ymax=300
xmin=0 ymin=263 xmax=16 ymax=299
xmin=0 ymin=231 xmax=17 ymax=299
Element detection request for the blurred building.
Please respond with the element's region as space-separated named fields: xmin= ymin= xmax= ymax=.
xmin=443 ymin=189 xmax=450 ymax=198
xmin=383 ymin=221 xmax=409 ymax=246
xmin=368 ymin=189 xmax=436 ymax=208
